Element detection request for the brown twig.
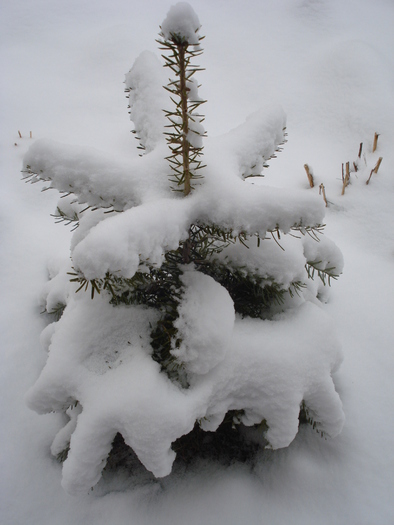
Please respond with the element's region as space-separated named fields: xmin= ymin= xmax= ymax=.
xmin=319 ymin=183 xmax=328 ymax=207
xmin=366 ymin=157 xmax=383 ymax=185
xmin=304 ymin=164 xmax=314 ymax=188
xmin=18 ymin=130 xmax=22 ymax=138
xmin=341 ymin=162 xmax=350 ymax=195
xmin=358 ymin=142 xmax=363 ymax=158
xmin=372 ymin=133 xmax=379 ymax=153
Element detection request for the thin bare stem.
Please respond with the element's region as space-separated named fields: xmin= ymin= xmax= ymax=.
xmin=304 ymin=164 xmax=314 ymax=188
xmin=366 ymin=157 xmax=383 ymax=185
xmin=374 ymin=157 xmax=383 ymax=173
xmin=319 ymin=183 xmax=328 ymax=207
xmin=341 ymin=162 xmax=350 ymax=195
xmin=372 ymin=133 xmax=379 ymax=153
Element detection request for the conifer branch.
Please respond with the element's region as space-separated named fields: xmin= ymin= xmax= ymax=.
xmin=158 ymin=27 xmax=206 ymax=194
xmin=305 ymin=260 xmax=339 ymax=286
xmin=51 ymin=207 xmax=80 ymax=230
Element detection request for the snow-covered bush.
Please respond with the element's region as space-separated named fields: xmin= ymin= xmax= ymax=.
xmin=23 ymin=2 xmax=345 ymax=495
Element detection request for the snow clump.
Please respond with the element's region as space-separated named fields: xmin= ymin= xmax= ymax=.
xmin=161 ymin=2 xmax=201 ymax=45
xmin=171 ymin=268 xmax=235 ymax=374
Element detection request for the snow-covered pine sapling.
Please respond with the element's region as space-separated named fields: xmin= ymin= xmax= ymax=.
xmin=23 ymin=2 xmax=345 ymax=495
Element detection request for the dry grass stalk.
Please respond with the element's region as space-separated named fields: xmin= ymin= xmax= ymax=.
xmin=319 ymin=183 xmax=328 ymax=207
xmin=372 ymin=133 xmax=379 ymax=153
xmin=304 ymin=164 xmax=314 ymax=188
xmin=374 ymin=157 xmax=383 ymax=173
xmin=18 ymin=130 xmax=22 ymax=138
xmin=341 ymin=162 xmax=350 ymax=195
xmin=366 ymin=157 xmax=383 ymax=185
xmin=30 ymin=131 xmax=32 ymax=139
xmin=358 ymin=142 xmax=363 ymax=158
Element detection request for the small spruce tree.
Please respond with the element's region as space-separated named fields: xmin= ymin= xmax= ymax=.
xmin=23 ymin=3 xmax=345 ymax=495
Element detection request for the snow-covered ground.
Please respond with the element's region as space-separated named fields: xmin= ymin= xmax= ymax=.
xmin=1 ymin=1 xmax=393 ymax=523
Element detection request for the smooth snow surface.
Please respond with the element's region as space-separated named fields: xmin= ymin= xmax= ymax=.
xmin=1 ymin=0 xmax=394 ymax=524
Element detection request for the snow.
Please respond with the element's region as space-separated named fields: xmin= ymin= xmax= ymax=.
xmin=172 ymin=268 xmax=235 ymax=374
xmin=124 ymin=50 xmax=167 ymax=152
xmin=211 ymin=106 xmax=287 ymax=179
xmin=23 ymin=138 xmax=171 ymax=210
xmin=186 ymin=118 xmax=205 ymax=148
xmin=25 ymin=268 xmax=343 ymax=495
xmin=71 ymin=197 xmax=191 ymax=279
xmin=1 ymin=0 xmax=394 ymax=524
xmin=161 ymin=2 xmax=201 ymax=45
xmin=23 ymin=108 xmax=325 ymax=282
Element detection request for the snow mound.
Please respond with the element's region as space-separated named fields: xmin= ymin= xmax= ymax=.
xmin=26 ymin=272 xmax=344 ymax=495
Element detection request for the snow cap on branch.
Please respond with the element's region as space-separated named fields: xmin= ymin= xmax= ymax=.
xmin=161 ymin=2 xmax=201 ymax=45
xmin=125 ymin=51 xmax=167 ymax=152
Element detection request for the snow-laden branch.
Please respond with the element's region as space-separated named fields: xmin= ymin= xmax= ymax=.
xmin=23 ymin=139 xmax=171 ymax=211
xmin=211 ymin=106 xmax=287 ymax=179
xmin=69 ymin=180 xmax=325 ymax=281
xmin=71 ymin=198 xmax=191 ymax=279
